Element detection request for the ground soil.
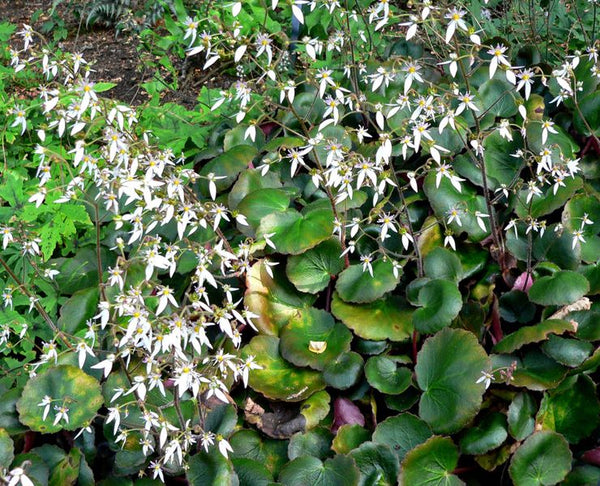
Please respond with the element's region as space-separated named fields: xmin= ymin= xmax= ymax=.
xmin=0 ymin=0 xmax=202 ymax=107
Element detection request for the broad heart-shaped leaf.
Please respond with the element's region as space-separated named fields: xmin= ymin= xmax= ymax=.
xmin=459 ymin=412 xmax=508 ymax=455
xmin=237 ymin=188 xmax=291 ymax=230
xmin=0 ymin=428 xmax=14 ymax=467
xmin=365 ymin=356 xmax=412 ymax=395
xmin=278 ymin=455 xmax=359 ymax=486
xmin=400 ymin=436 xmax=464 ymax=486
xmin=331 ymin=292 xmax=413 ymax=342
xmin=563 ymin=194 xmax=600 ymax=234
xmin=492 ymin=351 xmax=568 ymax=391
xmin=422 ymin=172 xmax=488 ymax=242
xmin=537 ymin=375 xmax=600 ymax=444
xmin=508 ymin=392 xmax=537 ymax=441
xmin=424 ymin=247 xmax=463 ymax=282
xmin=231 ymin=458 xmax=273 ymax=486
xmin=187 ymin=448 xmax=237 ymax=486
xmin=573 ymin=90 xmax=600 ymax=136
xmin=300 ymin=391 xmax=331 ymax=429
xmin=198 ymin=145 xmax=258 ymax=198
xmin=228 ymin=168 xmax=282 ymax=209
xmin=541 ymin=335 xmax=593 ymax=367
xmin=241 ymin=335 xmax=325 ymax=402
xmin=482 ymin=130 xmax=524 ymax=189
xmin=349 ymin=441 xmax=399 ymax=486
xmin=515 ymin=176 xmax=582 ymax=219
xmin=57 ymin=287 xmax=99 ymax=334
xmin=257 ymin=200 xmax=334 ymax=255
xmin=323 ymin=351 xmax=364 ymax=390
xmin=412 ymin=279 xmax=462 ymax=334
xmin=17 ymin=365 xmax=103 ymax=433
xmin=288 ymin=427 xmax=333 ymax=460
xmin=229 ymin=429 xmax=289 ymax=477
xmin=244 ymin=260 xmax=315 ymax=336
xmin=332 ymin=424 xmax=371 ymax=455
xmin=493 ymin=319 xmax=576 ymax=354
xmin=286 ymin=238 xmax=345 ymax=294
xmin=528 ymin=271 xmax=589 ymax=305
xmin=415 ymin=328 xmax=490 ymax=434
xmin=509 ymin=431 xmax=572 ymax=486
xmin=525 ymin=120 xmax=579 ymax=157
xmin=478 ymin=78 xmax=520 ymax=117
xmin=280 ymin=308 xmax=352 ymax=371
xmin=336 ymin=259 xmax=400 ymax=304
xmin=372 ymin=413 xmax=432 ymax=463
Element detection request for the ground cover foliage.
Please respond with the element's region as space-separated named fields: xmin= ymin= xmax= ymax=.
xmin=1 ymin=0 xmax=600 ymax=484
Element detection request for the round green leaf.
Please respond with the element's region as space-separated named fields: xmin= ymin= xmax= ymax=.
xmin=401 ymin=436 xmax=464 ymax=486
xmin=541 ymin=335 xmax=593 ymax=367
xmin=349 ymin=442 xmax=399 ymax=486
xmin=241 ymin=335 xmax=325 ymax=402
xmin=537 ymin=375 xmax=600 ymax=444
xmin=17 ymin=365 xmax=103 ymax=433
xmin=331 ymin=293 xmax=413 ymax=342
xmin=300 ymin=391 xmax=331 ymax=429
xmin=332 ymin=425 xmax=371 ymax=455
xmin=198 ymin=145 xmax=258 ymax=198
xmin=574 ymin=90 xmax=600 ymax=136
xmin=497 ymin=350 xmax=568 ymax=391
xmin=280 ymin=308 xmax=352 ymax=371
xmin=232 ymin=458 xmax=273 ymax=486
xmin=365 ymin=356 xmax=412 ymax=395
xmin=516 ymin=177 xmax=583 ymax=219
xmin=257 ymin=204 xmax=334 ymax=255
xmin=482 ymin=131 xmax=524 ymax=189
xmin=509 ymin=431 xmax=572 ymax=486
xmin=422 ymin=172 xmax=488 ymax=242
xmin=508 ymin=392 xmax=537 ymax=441
xmin=478 ymin=78 xmax=519 ymax=117
xmin=278 ymin=455 xmax=359 ymax=486
xmin=416 ymin=328 xmax=490 ymax=434
xmin=424 ymin=247 xmax=463 ymax=282
xmin=228 ymin=168 xmax=282 ymax=209
xmin=323 ymin=351 xmax=364 ymax=390
xmin=286 ymin=239 xmax=344 ymax=294
xmin=372 ymin=413 xmax=432 ymax=463
xmin=412 ymin=279 xmax=462 ymax=333
xmin=336 ymin=260 xmax=400 ymax=304
xmin=459 ymin=412 xmax=508 ymax=455
xmin=563 ymin=194 xmax=600 ymax=234
xmin=230 ymin=429 xmax=290 ymax=476
xmin=528 ymin=271 xmax=589 ymax=306
xmin=237 ymin=189 xmax=291 ymax=230
xmin=187 ymin=448 xmax=237 ymax=486
xmin=244 ymin=260 xmax=315 ymax=336
xmin=493 ymin=319 xmax=576 ymax=354
xmin=57 ymin=287 xmax=99 ymax=334
xmin=0 ymin=428 xmax=14 ymax=467
xmin=563 ymin=466 xmax=600 ymax=486
xmin=499 ymin=290 xmax=536 ymax=324
xmin=288 ymin=427 xmax=333 ymax=460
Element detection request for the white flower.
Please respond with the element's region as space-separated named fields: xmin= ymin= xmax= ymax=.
xmin=487 ymin=44 xmax=510 ymax=79
xmin=217 ymin=434 xmax=233 ymax=458
xmin=360 ymin=254 xmax=374 ymax=277
xmin=38 ymin=395 xmax=52 ymax=421
xmin=572 ymin=229 xmax=586 ymax=249
xmin=444 ymin=8 xmax=468 ymax=44
xmin=156 ymin=286 xmax=178 ymax=315
xmin=53 ymin=405 xmax=70 ymax=425
xmin=6 ymin=467 xmax=35 ymax=486
xmin=541 ymin=119 xmax=558 ymax=145
xmin=76 ymin=341 xmax=95 ymax=369
xmin=476 ymin=370 xmax=494 ymax=389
